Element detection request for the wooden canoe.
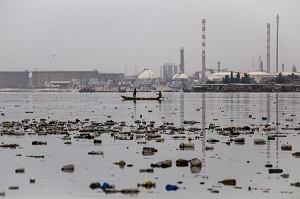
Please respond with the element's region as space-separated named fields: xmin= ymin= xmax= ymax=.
xmin=121 ymin=95 xmax=161 ymax=101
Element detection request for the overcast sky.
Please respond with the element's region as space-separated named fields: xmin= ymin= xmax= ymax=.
xmin=0 ymin=0 xmax=299 ymax=76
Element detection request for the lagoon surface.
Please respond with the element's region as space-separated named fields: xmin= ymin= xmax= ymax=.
xmin=0 ymin=92 xmax=300 ymax=199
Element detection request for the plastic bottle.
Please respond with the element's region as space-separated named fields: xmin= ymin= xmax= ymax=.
xmin=165 ymin=184 xmax=179 ymax=191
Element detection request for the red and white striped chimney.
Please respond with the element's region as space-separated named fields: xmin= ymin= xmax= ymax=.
xmin=202 ymin=19 xmax=206 ymax=82
xmin=267 ymin=23 xmax=271 ymax=73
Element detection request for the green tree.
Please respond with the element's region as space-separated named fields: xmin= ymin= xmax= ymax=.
xmin=222 ymin=75 xmax=230 ymax=84
xmin=230 ymin=71 xmax=234 ymax=83
xmin=206 ymin=80 xmax=215 ymax=84
xmin=286 ymin=73 xmax=299 ymax=83
xmin=275 ymin=73 xmax=286 ymax=84
xmin=241 ymin=73 xmax=251 ymax=84
xmin=236 ymin=72 xmax=240 ymax=83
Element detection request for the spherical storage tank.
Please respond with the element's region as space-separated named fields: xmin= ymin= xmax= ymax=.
xmin=138 ymin=68 xmax=156 ymax=79
xmin=173 ymin=73 xmax=189 ymax=80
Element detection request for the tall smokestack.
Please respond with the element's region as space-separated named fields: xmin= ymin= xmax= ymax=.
xmin=276 ymin=14 xmax=279 ymax=73
xmin=267 ymin=23 xmax=271 ymax=73
xmin=218 ymin=61 xmax=220 ymax=72
xmin=292 ymin=65 xmax=297 ymax=73
xmin=179 ymin=47 xmax=185 ymax=73
xmin=202 ymin=19 xmax=206 ymax=82
xmin=282 ymin=63 xmax=285 ymax=72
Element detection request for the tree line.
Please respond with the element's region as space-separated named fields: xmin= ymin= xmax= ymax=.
xmin=207 ymin=71 xmax=300 ymax=84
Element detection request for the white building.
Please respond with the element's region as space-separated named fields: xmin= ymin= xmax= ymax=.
xmin=247 ymin=71 xmax=275 ymax=83
xmin=207 ymin=71 xmax=276 ymax=83
xmin=207 ymin=72 xmax=237 ymax=82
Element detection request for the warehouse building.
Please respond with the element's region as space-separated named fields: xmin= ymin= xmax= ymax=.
xmin=31 ymin=71 xmax=99 ymax=88
xmin=0 ymin=71 xmax=29 ymax=88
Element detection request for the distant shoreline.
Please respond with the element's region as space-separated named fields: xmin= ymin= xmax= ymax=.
xmin=0 ymin=88 xmax=178 ymax=93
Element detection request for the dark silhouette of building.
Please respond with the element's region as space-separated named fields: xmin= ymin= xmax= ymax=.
xmin=0 ymin=71 xmax=29 ymax=88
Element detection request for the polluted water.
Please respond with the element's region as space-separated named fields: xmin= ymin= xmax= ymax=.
xmin=0 ymin=92 xmax=300 ymax=199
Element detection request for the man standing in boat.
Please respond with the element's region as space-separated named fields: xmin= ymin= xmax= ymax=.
xmin=157 ymin=91 xmax=162 ymax=99
xmin=133 ymin=88 xmax=137 ymax=98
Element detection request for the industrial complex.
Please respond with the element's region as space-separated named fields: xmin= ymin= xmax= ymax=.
xmin=0 ymin=15 xmax=298 ymax=92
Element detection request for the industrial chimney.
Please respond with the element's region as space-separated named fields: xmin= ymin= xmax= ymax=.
xmin=202 ymin=19 xmax=206 ymax=82
xmin=179 ymin=47 xmax=185 ymax=73
xmin=292 ymin=65 xmax=297 ymax=73
xmin=267 ymin=23 xmax=271 ymax=73
xmin=276 ymin=14 xmax=279 ymax=73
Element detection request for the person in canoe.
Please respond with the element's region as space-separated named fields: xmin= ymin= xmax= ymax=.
xmin=133 ymin=88 xmax=137 ymax=98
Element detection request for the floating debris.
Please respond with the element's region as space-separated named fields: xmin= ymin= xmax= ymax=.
xmin=137 ymin=180 xmax=156 ymax=189
xmin=8 ymin=186 xmax=19 ymax=190
xmin=89 ymin=182 xmax=101 ymax=190
xmin=26 ymin=155 xmax=44 ymax=158
xmin=281 ymin=144 xmax=292 ymax=151
xmin=280 ymin=173 xmax=289 ymax=178
xmin=61 ymin=164 xmax=74 ymax=172
xmin=142 ymin=147 xmax=158 ymax=156
xmin=139 ymin=168 xmax=154 ymax=173
xmin=190 ymin=158 xmax=202 ymax=167
xmin=205 ymin=146 xmax=214 ymax=150
xmin=234 ymin=137 xmax=245 ymax=144
xmin=93 ymin=139 xmax=102 ymax=144
xmin=32 ymin=141 xmax=47 ymax=145
xmin=150 ymin=160 xmax=172 ymax=168
xmin=165 ymin=184 xmax=179 ymax=191
xmin=254 ymin=139 xmax=266 ymax=145
xmin=114 ymin=160 xmax=126 ymax=167
xmin=183 ymin=120 xmax=199 ymax=125
xmin=267 ymin=135 xmax=275 ymax=140
xmin=179 ymin=143 xmax=195 ymax=150
xmin=15 ymin=168 xmax=25 ymax=173
xmin=176 ymin=159 xmax=189 ymax=167
xmin=29 ymin=178 xmax=35 ymax=184
xmin=207 ymin=138 xmax=219 ymax=143
xmin=265 ymin=163 xmax=273 ymax=168
xmin=88 ymin=150 xmax=103 ymax=155
xmin=290 ymin=182 xmax=300 ymax=188
xmin=269 ymin=168 xmax=283 ymax=174
xmin=292 ymin=152 xmax=300 ymax=157
xmin=219 ymin=179 xmax=236 ymax=186
xmin=0 ymin=144 xmax=19 ymax=148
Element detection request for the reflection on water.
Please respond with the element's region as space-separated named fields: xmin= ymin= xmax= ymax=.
xmin=201 ymin=93 xmax=206 ymax=167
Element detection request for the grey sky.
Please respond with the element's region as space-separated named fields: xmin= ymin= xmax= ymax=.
xmin=0 ymin=0 xmax=299 ymax=76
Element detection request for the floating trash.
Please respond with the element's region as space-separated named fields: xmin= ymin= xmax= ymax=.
xmin=269 ymin=168 xmax=283 ymax=174
xmin=137 ymin=180 xmax=156 ymax=190
xmin=165 ymin=184 xmax=179 ymax=191
xmin=61 ymin=164 xmax=74 ymax=173
xmin=219 ymin=179 xmax=236 ymax=186
xmin=150 ymin=160 xmax=172 ymax=168
xmin=15 ymin=167 xmax=25 ymax=173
